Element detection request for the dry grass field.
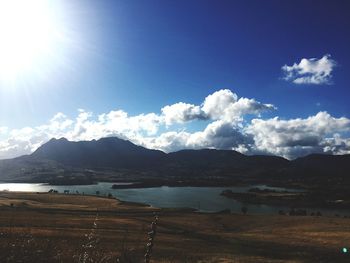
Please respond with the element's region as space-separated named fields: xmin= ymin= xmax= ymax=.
xmin=0 ymin=191 xmax=349 ymax=262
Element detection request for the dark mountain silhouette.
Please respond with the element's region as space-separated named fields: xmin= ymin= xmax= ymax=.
xmin=31 ymin=138 xmax=289 ymax=176
xmin=0 ymin=137 xmax=349 ymax=186
xmin=31 ymin=137 xmax=166 ymax=169
xmin=167 ymin=149 xmax=246 ymax=168
xmin=292 ymin=153 xmax=350 ymax=169
xmin=165 ymin=149 xmax=289 ymax=178
xmin=288 ymin=153 xmax=350 ymax=179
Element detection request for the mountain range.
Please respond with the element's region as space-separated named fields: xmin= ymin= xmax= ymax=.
xmin=0 ymin=137 xmax=349 ymax=188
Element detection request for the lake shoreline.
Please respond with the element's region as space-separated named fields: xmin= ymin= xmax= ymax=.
xmin=0 ymin=178 xmax=307 ymax=190
xmin=221 ymin=188 xmax=350 ymax=211
xmin=1 ymin=182 xmax=349 ymax=216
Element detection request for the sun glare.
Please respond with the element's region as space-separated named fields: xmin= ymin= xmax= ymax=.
xmin=0 ymin=0 xmax=60 ymax=81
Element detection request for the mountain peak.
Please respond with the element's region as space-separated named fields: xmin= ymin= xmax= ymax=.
xmin=47 ymin=137 xmax=69 ymax=144
xmin=31 ymin=136 xmax=165 ymax=169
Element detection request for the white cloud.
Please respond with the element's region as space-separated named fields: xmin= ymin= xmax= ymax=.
xmin=0 ymin=126 xmax=8 ymax=135
xmin=0 ymin=126 xmax=51 ymax=159
xmin=0 ymin=108 xmax=163 ymax=159
xmin=186 ymin=120 xmax=253 ymax=150
xmin=322 ymin=134 xmax=350 ymax=155
xmin=140 ymin=120 xmax=252 ymax=153
xmin=0 ymin=90 xmax=349 ymax=160
xmin=161 ymin=102 xmax=205 ymax=126
xmin=282 ymin=54 xmax=336 ymax=84
xmin=140 ymin=131 xmax=191 ymax=153
xmin=202 ymin=89 xmax=238 ymax=120
xmin=38 ymin=113 xmax=74 ymax=133
xmin=246 ymin=111 xmax=350 ymax=159
xmin=162 ymin=89 xmax=275 ymax=125
xmin=66 ymin=109 xmax=162 ymax=141
xmin=202 ymin=89 xmax=275 ymax=122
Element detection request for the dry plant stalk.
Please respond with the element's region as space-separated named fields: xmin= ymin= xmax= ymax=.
xmin=144 ymin=213 xmax=159 ymax=263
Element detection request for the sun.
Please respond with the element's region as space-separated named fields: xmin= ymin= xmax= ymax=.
xmin=0 ymin=0 xmax=60 ymax=81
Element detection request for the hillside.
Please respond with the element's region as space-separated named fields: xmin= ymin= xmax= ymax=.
xmin=31 ymin=137 xmax=166 ymax=169
xmin=0 ymin=137 xmax=349 ymax=189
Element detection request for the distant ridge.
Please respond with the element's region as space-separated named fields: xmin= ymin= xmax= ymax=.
xmin=31 ymin=137 xmax=290 ymax=173
xmin=0 ymin=136 xmax=349 ymax=184
xmin=26 ymin=137 xmax=350 ymax=175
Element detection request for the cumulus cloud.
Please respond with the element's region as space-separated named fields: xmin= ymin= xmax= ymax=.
xmin=0 ymin=109 xmax=162 ymax=159
xmin=187 ymin=120 xmax=253 ymax=150
xmin=161 ymin=102 xmax=206 ymax=125
xmin=0 ymin=113 xmax=75 ymax=159
xmin=322 ymin=134 xmax=350 ymax=155
xmin=246 ymin=112 xmax=350 ymax=159
xmin=0 ymin=127 xmax=48 ymax=159
xmin=0 ymin=89 xmax=349 ymax=160
xmin=202 ymin=89 xmax=275 ymax=122
xmin=142 ymin=120 xmax=253 ymax=153
xmin=162 ymin=89 xmax=275 ymax=125
xmin=282 ymin=54 xmax=336 ymax=84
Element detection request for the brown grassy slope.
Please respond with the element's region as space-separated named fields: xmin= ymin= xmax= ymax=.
xmin=0 ymin=192 xmax=349 ymax=262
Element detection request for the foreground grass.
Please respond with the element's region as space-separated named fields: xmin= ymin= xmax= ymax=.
xmin=0 ymin=191 xmax=349 ymax=262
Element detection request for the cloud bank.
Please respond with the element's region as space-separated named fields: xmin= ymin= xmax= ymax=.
xmin=0 ymin=89 xmax=349 ymax=160
xmin=246 ymin=112 xmax=350 ymax=158
xmin=282 ymin=54 xmax=336 ymax=85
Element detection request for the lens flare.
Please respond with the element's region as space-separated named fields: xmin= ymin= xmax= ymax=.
xmin=0 ymin=0 xmax=61 ymax=81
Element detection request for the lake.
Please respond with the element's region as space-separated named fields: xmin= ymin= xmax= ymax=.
xmin=0 ymin=182 xmax=348 ymax=216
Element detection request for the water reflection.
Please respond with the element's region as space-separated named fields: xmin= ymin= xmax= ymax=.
xmin=0 ymin=182 xmax=348 ymax=216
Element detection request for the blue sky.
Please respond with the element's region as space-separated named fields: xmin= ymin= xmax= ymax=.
xmin=0 ymin=0 xmax=349 ymax=159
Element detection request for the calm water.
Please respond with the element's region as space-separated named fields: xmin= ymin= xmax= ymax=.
xmin=0 ymin=182 xmax=347 ymax=216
